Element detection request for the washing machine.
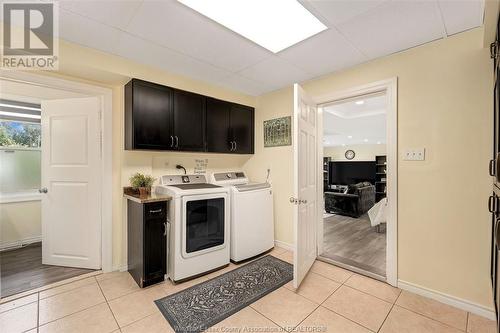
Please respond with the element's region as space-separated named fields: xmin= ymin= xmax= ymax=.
xmin=155 ymin=174 xmax=230 ymax=282
xmin=210 ymin=172 xmax=274 ymax=262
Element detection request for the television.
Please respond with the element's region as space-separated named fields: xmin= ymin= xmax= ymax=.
xmin=329 ymin=161 xmax=376 ymax=185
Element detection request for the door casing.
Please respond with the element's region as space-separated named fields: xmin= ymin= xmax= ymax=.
xmin=1 ymin=71 xmax=113 ymax=273
xmin=313 ymin=78 xmax=398 ymax=286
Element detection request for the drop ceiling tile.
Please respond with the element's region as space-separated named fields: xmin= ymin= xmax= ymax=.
xmin=301 ymin=0 xmax=389 ymax=26
xmin=278 ymin=29 xmax=367 ymax=77
xmin=113 ymin=33 xmax=231 ymax=84
xmin=238 ymin=56 xmax=313 ymax=91
xmin=337 ymin=0 xmax=445 ymax=59
xmin=216 ymin=74 xmax=273 ymax=96
xmin=59 ymin=9 xmax=122 ymax=55
xmin=125 ymin=0 xmax=271 ymax=72
xmin=58 ymin=0 xmax=143 ymax=30
xmin=438 ymin=0 xmax=484 ymax=36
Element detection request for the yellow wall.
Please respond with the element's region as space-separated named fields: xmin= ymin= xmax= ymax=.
xmin=0 ymin=201 xmax=41 ymax=247
xmin=243 ymin=88 xmax=294 ymax=244
xmin=249 ymin=28 xmax=493 ymax=308
xmin=324 ymin=144 xmax=387 ymax=161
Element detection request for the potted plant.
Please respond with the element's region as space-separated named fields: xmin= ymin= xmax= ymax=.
xmin=129 ymin=173 xmax=155 ymax=196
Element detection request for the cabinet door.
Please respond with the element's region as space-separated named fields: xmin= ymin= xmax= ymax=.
xmin=206 ymin=98 xmax=232 ymax=153
xmin=230 ymin=104 xmax=254 ymax=154
xmin=173 ymin=90 xmax=206 ymax=151
xmin=129 ymin=80 xmax=173 ymax=150
xmin=144 ymin=217 xmax=166 ymax=283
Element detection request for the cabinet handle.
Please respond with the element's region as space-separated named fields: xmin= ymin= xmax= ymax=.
xmin=149 ymin=209 xmax=162 ymax=214
xmin=229 ymin=141 xmax=234 ymax=151
xmin=170 ymin=136 xmax=174 ymax=148
xmin=490 ymin=159 xmax=496 ymax=176
xmin=175 ymin=136 xmax=179 ymax=148
xmin=163 ymin=222 xmax=167 ymax=236
xmin=234 ymin=141 xmax=237 ymax=151
xmin=489 ymin=195 xmax=497 ymax=213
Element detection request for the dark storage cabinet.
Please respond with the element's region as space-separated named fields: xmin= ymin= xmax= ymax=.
xmin=230 ymin=103 xmax=254 ymax=154
xmin=206 ymin=98 xmax=254 ymax=154
xmin=206 ymin=98 xmax=231 ymax=153
xmin=125 ymin=78 xmax=254 ymax=154
xmin=125 ymin=79 xmax=173 ymax=150
xmin=127 ymin=200 xmax=167 ymax=288
xmin=173 ymin=89 xmax=206 ymax=151
xmin=489 ymin=12 xmax=500 ymax=332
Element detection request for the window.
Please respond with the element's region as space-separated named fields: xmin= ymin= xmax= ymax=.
xmin=0 ymin=100 xmax=41 ymax=198
xmin=0 ymin=121 xmax=41 ymax=148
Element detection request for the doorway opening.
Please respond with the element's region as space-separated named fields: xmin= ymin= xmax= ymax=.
xmin=320 ymin=91 xmax=388 ymax=279
xmin=0 ymin=73 xmax=112 ymax=298
xmin=315 ymin=78 xmax=397 ymax=285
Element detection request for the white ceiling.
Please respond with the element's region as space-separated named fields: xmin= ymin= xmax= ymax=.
xmin=53 ymin=0 xmax=484 ymax=96
xmin=323 ymin=93 xmax=386 ymax=147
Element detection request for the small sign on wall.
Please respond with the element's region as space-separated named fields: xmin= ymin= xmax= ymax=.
xmin=264 ymin=116 xmax=291 ymax=147
xmin=194 ymin=159 xmax=208 ymax=174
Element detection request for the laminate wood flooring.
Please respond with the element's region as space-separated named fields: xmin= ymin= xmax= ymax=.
xmin=0 ymin=242 xmax=94 ymax=298
xmin=321 ymin=214 xmax=386 ymax=276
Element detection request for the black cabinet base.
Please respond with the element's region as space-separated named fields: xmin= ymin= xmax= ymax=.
xmin=127 ymin=199 xmax=168 ymax=288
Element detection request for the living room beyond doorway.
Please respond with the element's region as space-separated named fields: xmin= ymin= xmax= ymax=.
xmin=320 ymin=91 xmax=388 ymax=278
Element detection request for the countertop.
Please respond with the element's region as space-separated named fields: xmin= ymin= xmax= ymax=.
xmin=123 ymin=187 xmax=172 ymax=204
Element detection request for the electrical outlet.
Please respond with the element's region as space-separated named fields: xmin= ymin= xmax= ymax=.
xmin=403 ymin=148 xmax=425 ymax=161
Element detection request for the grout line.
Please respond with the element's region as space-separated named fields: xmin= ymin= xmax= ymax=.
xmin=96 ymin=280 xmax=121 ymax=330
xmin=38 ymin=276 xmax=98 ymax=301
xmin=465 ymin=312 xmax=469 ymax=333
xmin=250 ymin=305 xmax=292 ymax=332
xmin=392 ymin=304 xmax=468 ymax=332
xmin=1 ymin=270 xmax=102 ymax=304
xmin=377 ymin=297 xmax=396 ymax=332
xmin=37 ymin=301 xmax=108 ymax=327
xmin=37 ymin=292 xmax=40 ymax=332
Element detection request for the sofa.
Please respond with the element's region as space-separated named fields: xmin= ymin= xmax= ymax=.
xmin=324 ymin=182 xmax=376 ymax=218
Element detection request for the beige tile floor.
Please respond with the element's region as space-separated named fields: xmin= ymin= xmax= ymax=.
xmin=0 ymin=247 xmax=496 ymax=333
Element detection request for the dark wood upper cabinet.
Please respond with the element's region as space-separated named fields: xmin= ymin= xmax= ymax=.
xmin=206 ymin=98 xmax=231 ymax=153
xmin=173 ymin=90 xmax=206 ymax=151
xmin=125 ymin=79 xmax=173 ymax=150
xmin=230 ymin=103 xmax=254 ymax=154
xmin=206 ymin=99 xmax=254 ymax=154
xmin=125 ymin=78 xmax=254 ymax=154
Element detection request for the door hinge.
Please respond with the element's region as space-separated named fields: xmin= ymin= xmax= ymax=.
xmin=490 ymin=41 xmax=499 ymax=59
xmin=98 ymin=110 xmax=103 ymax=153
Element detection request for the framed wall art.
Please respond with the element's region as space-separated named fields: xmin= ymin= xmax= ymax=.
xmin=263 ymin=116 xmax=291 ymax=147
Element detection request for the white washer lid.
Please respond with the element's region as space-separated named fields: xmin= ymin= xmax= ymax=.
xmin=234 ymin=182 xmax=271 ymax=192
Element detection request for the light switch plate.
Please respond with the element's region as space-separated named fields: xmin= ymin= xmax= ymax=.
xmin=403 ymin=148 xmax=425 ymax=161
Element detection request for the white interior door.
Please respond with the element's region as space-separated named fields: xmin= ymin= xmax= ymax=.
xmin=41 ymin=97 xmax=102 ymax=269
xmin=292 ymin=84 xmax=318 ymax=288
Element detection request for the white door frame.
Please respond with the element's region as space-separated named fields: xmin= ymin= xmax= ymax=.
xmin=313 ymin=78 xmax=398 ymax=286
xmin=0 ymin=70 xmax=113 ymax=273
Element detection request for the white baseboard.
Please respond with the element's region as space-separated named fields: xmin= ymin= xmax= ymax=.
xmin=111 ymin=264 xmax=128 ymax=272
xmin=275 ymin=240 xmax=293 ymax=251
xmin=398 ymin=280 xmax=496 ymax=320
xmin=0 ymin=236 xmax=42 ymax=252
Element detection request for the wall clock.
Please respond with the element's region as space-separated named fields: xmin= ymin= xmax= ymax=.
xmin=345 ymin=150 xmax=355 ymax=160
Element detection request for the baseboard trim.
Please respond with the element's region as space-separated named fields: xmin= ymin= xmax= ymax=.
xmin=274 ymin=240 xmax=293 ymax=251
xmin=0 ymin=236 xmax=42 ymax=252
xmin=112 ymin=264 xmax=128 ymax=273
xmin=398 ymin=279 xmax=496 ymax=320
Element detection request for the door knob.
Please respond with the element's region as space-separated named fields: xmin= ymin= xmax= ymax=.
xmin=300 ymin=199 xmax=308 ymax=204
xmin=289 ymin=197 xmax=299 ymax=205
xmin=39 ymin=188 xmax=48 ymax=194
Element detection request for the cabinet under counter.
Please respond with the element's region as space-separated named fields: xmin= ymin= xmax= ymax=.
xmin=124 ymin=190 xmax=171 ymax=288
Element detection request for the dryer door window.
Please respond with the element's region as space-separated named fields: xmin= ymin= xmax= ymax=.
xmin=185 ymin=197 xmax=225 ymax=253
